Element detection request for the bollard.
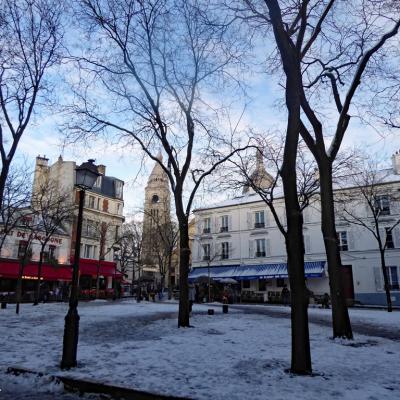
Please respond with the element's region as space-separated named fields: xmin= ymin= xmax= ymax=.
xmin=222 ymin=304 xmax=228 ymax=314
xmin=207 ymin=309 xmax=214 ymax=315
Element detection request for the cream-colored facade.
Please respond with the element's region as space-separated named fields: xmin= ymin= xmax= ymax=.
xmin=32 ymin=156 xmax=125 ymax=264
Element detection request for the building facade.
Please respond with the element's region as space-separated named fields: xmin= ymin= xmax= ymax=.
xmin=0 ymin=156 xmax=125 ymax=297
xmin=190 ymin=153 xmax=400 ymax=306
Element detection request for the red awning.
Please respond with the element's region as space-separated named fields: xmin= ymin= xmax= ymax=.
xmin=0 ymin=259 xmax=72 ymax=280
xmin=0 ymin=258 xmax=118 ymax=281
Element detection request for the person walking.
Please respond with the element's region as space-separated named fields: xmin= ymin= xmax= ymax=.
xmin=281 ymin=285 xmax=290 ymax=306
xmin=189 ymin=284 xmax=196 ymax=313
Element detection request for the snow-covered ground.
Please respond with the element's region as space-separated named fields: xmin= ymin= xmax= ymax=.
xmin=0 ymin=300 xmax=399 ymax=399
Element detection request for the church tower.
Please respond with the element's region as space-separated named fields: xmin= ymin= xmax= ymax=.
xmin=141 ymin=153 xmax=171 ymax=278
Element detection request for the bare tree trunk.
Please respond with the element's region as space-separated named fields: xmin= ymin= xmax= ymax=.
xmin=281 ymin=112 xmax=312 ymax=375
xmin=379 ymin=248 xmax=392 ymax=312
xmin=34 ymin=249 xmax=45 ymax=306
xmin=319 ymin=161 xmax=353 ymax=339
xmin=265 ymin=0 xmax=312 ymax=373
xmin=177 ymin=218 xmax=190 ymax=327
xmin=167 ymin=255 xmax=173 ymax=300
xmin=0 ymin=162 xmax=10 ymax=210
xmin=96 ymin=259 xmax=101 ymax=299
xmin=16 ymin=258 xmax=26 ymax=315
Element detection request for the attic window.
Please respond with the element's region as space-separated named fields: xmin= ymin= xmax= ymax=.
xmin=114 ymin=180 xmax=123 ymax=199
xmin=93 ymin=176 xmax=102 ymax=188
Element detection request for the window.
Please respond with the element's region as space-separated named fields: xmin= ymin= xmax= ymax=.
xmin=337 ymin=231 xmax=348 ymax=251
xmin=21 ymin=216 xmax=33 ymax=227
xmin=220 ymin=215 xmax=229 ymax=232
xmin=152 ymin=194 xmax=159 ymax=204
xmin=276 ymin=278 xmax=285 ymax=287
xmin=259 ymin=279 xmax=267 ymax=291
xmin=117 ymin=203 xmax=122 ymax=215
xmin=114 ymin=180 xmax=123 ymax=199
xmin=44 ymin=245 xmax=56 ymax=262
xmin=18 ymin=241 xmax=28 ymax=259
xmin=202 ymin=244 xmax=210 ymax=260
xmin=88 ymin=196 xmax=95 ymax=209
xmin=93 ymin=176 xmax=102 ymax=188
xmin=255 ymin=238 xmax=266 ymax=257
xmin=254 ymin=211 xmax=265 ymax=228
xmin=374 ymin=195 xmax=390 ymax=216
xmin=387 ymin=266 xmax=399 ymax=290
xmin=242 ymin=280 xmax=250 ymax=289
xmin=385 ymin=228 xmax=395 ymax=249
xmin=221 ymin=242 xmax=229 ymax=259
xmin=115 ymin=225 xmax=120 ymax=241
xmin=84 ymin=244 xmax=93 ymax=259
xmin=203 ymin=218 xmax=211 ymax=234
xmin=96 ymin=197 xmax=100 ymax=210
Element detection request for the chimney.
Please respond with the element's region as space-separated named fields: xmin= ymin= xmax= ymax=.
xmin=392 ymin=151 xmax=400 ymax=175
xmin=97 ymin=164 xmax=106 ymax=175
xmin=36 ymin=155 xmax=49 ymax=167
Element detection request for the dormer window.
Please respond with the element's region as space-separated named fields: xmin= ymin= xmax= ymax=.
xmin=93 ymin=176 xmax=102 ymax=188
xmin=114 ymin=180 xmax=123 ymax=199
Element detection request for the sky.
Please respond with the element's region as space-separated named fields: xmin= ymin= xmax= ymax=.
xmin=8 ymin=2 xmax=400 ymax=218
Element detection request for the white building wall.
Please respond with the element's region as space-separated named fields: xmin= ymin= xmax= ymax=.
xmin=192 ymin=181 xmax=400 ymax=306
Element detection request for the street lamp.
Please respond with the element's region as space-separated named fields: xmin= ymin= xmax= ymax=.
xmin=61 ymin=159 xmax=100 ymax=369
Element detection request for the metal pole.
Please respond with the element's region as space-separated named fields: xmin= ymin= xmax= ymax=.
xmin=208 ymin=262 xmax=211 ymax=303
xmin=61 ymin=189 xmax=85 ymax=369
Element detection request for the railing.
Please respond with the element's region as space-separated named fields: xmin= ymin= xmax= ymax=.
xmin=254 ymin=222 xmax=265 ymax=229
xmin=220 ymin=226 xmax=229 ymax=232
xmin=203 ymin=255 xmax=210 ymax=261
xmin=203 ymin=228 xmax=211 ymax=234
xmin=256 ymin=251 xmax=266 ymax=257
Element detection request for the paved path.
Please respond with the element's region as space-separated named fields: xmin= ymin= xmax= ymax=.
xmin=228 ymin=304 xmax=400 ymax=341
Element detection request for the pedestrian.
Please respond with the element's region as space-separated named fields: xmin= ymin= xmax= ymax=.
xmin=195 ymin=284 xmax=199 ymax=303
xmin=281 ymin=285 xmax=290 ymax=306
xmin=189 ymin=284 xmax=196 ymax=313
xmin=322 ymin=292 xmax=330 ymax=309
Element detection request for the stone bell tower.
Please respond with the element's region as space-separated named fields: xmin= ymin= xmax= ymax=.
xmin=141 ymin=153 xmax=171 ymax=277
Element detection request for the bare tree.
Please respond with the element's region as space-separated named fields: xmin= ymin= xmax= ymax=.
xmin=232 ymin=1 xmax=400 ymax=350
xmin=91 ymin=220 xmax=122 ymax=299
xmin=225 ymin=138 xmax=319 ymax=236
xmin=31 ymin=180 xmax=73 ymax=305
xmin=0 ymin=0 xmax=64 ymax=207
xmin=118 ymin=220 xmax=143 ymax=297
xmin=0 ymin=164 xmax=32 ymax=254
xmin=336 ymin=159 xmax=400 ymax=312
xmin=14 ymin=211 xmax=36 ymax=314
xmin=68 ymin=0 xmax=249 ymax=327
xmin=143 ymin=208 xmax=179 ymax=295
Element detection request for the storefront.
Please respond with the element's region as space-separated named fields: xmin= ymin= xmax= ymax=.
xmin=189 ymin=261 xmax=327 ymax=303
xmin=0 ymin=258 xmax=122 ymax=301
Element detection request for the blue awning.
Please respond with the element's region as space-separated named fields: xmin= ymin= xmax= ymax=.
xmin=188 ymin=261 xmax=325 ymax=281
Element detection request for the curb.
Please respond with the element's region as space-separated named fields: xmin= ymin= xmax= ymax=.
xmin=7 ymin=367 xmax=191 ymax=400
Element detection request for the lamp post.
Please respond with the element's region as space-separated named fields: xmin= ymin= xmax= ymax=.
xmin=61 ymin=159 xmax=100 ymax=369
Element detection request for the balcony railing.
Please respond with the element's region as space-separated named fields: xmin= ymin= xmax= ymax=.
xmin=203 ymin=228 xmax=211 ymax=234
xmin=203 ymin=255 xmax=210 ymax=261
xmin=256 ymin=251 xmax=266 ymax=257
xmin=254 ymin=222 xmax=265 ymax=229
xmin=221 ymin=253 xmax=229 ymax=259
xmin=220 ymin=226 xmax=229 ymax=233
